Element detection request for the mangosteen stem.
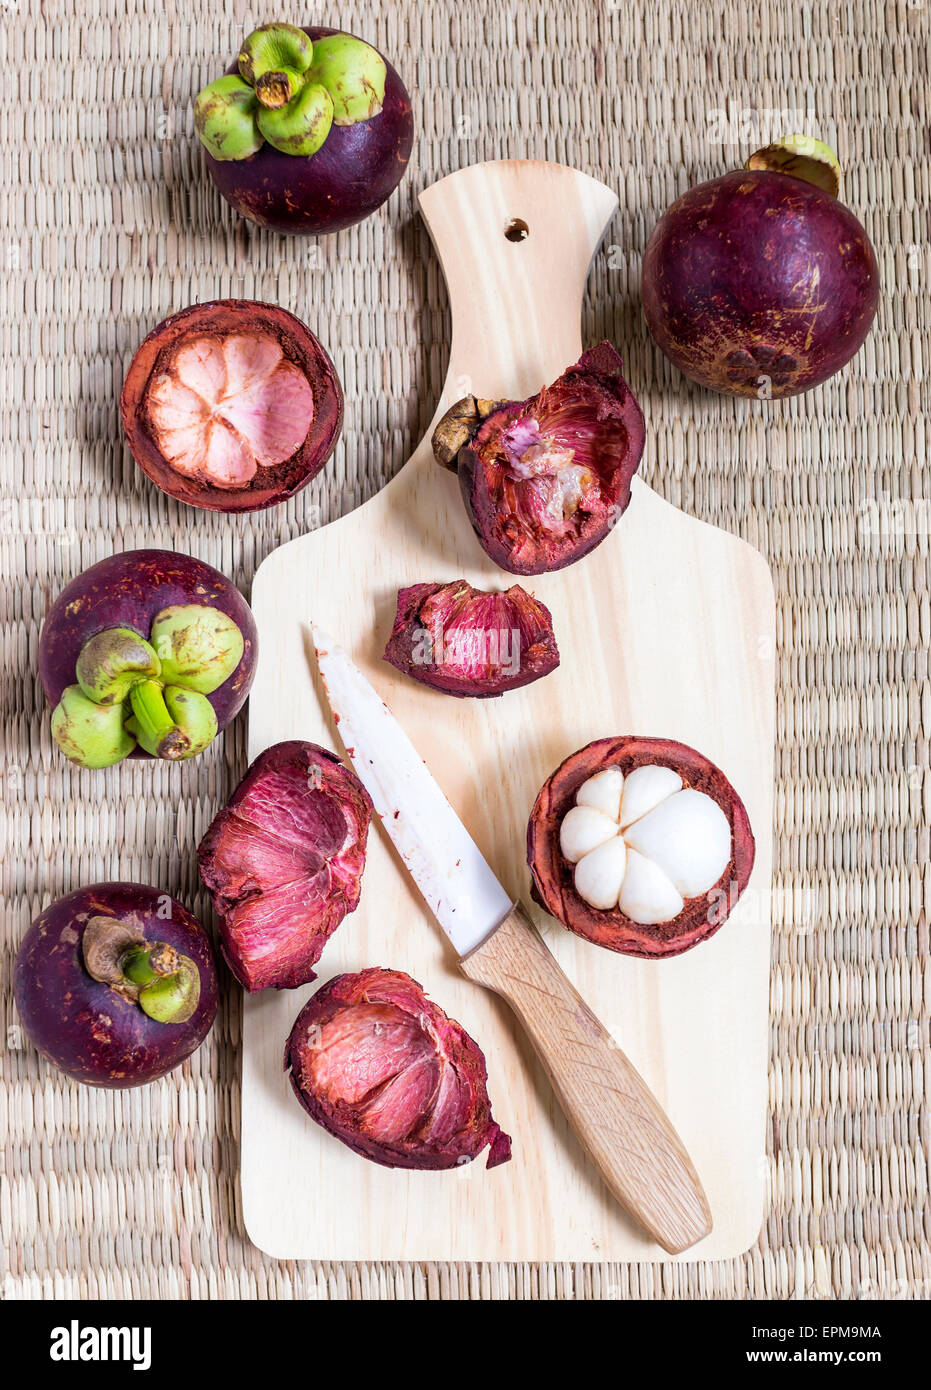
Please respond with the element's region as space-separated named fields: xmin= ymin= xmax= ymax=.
xmin=255 ymin=68 xmax=303 ymax=110
xmin=120 ymin=940 xmax=182 ymax=988
xmin=431 ymin=396 xmax=505 ymax=471
xmin=238 ymin=24 xmax=314 ymax=105
xmin=122 ymin=942 xmax=200 ymax=1024
xmin=128 ymin=679 xmax=191 ymax=760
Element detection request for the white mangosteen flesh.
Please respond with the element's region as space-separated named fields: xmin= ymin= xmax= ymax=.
xmin=575 ymin=765 xmax=624 ymax=821
xmin=146 ymin=332 xmax=316 ymax=489
xmin=561 ymin=766 xmax=732 ymax=923
xmin=559 ymin=804 xmax=618 ymax=861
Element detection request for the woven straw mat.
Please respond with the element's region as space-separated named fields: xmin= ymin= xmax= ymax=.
xmin=0 ymin=0 xmax=929 ymax=1300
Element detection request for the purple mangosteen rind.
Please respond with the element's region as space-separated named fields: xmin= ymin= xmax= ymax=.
xmin=527 ymin=736 xmax=756 ymax=959
xmin=284 ymin=967 xmax=512 ymax=1170
xmin=197 ymin=741 xmax=374 ymax=993
xmin=120 ymin=299 xmax=344 ymax=513
xmin=40 ymin=549 xmax=257 ymax=765
xmin=383 ymin=579 xmax=561 ymax=697
xmin=199 ymin=27 xmax=414 ymax=236
xmin=434 ymin=341 xmax=646 ymax=576
xmin=13 ymin=883 xmax=219 ymax=1088
xmin=642 ymin=149 xmax=880 ymax=398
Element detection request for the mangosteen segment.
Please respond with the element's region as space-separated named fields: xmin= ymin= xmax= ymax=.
xmin=561 ymin=772 xmax=732 ymax=919
xmin=121 ymin=301 xmax=343 ymax=512
xmin=384 ymin=579 xmax=560 ymax=697
xmin=528 ymin=737 xmax=755 ymax=958
xmin=197 ymin=741 xmax=373 ymax=992
xmin=285 ymin=968 xmax=512 ymax=1170
xmin=437 ymin=342 xmax=645 ymax=575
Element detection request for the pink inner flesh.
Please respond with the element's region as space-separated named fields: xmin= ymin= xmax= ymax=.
xmin=200 ymin=768 xmax=368 ymax=988
xmin=146 ymin=332 xmax=316 ymax=489
xmin=306 ymin=1003 xmax=472 ymax=1145
xmin=486 ymin=399 xmax=631 ymax=547
xmin=496 ymin=415 xmax=597 ymax=537
xmin=419 ymin=586 xmax=546 ymax=683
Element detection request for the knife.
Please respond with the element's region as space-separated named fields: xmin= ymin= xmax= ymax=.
xmin=311 ymin=625 xmax=712 ymax=1254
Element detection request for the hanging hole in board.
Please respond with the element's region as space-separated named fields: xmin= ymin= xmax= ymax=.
xmin=504 ymin=218 xmax=529 ymax=242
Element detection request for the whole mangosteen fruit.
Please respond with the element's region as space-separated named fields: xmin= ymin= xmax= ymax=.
xmin=194 ymin=24 xmax=414 ymax=235
xmin=527 ymin=736 xmax=755 ymax=958
xmin=40 ymin=549 xmax=257 ymax=769
xmin=641 ymin=135 xmax=879 ymax=397
xmin=121 ymin=299 xmax=343 ymax=512
xmin=14 ymin=883 xmax=218 ymax=1088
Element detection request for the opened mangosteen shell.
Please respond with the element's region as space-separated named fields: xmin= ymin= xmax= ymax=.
xmin=449 ymin=342 xmax=646 ymax=575
xmin=197 ymin=740 xmax=373 ymax=992
xmin=39 ymin=549 xmax=257 ymax=746
xmin=13 ymin=883 xmax=218 ymax=1088
xmin=121 ymin=299 xmax=343 ymax=513
xmin=383 ymin=579 xmax=560 ymax=697
xmin=642 ymin=169 xmax=879 ymax=397
xmin=285 ymin=967 xmax=512 ymax=1170
xmin=527 ymin=736 xmax=755 ymax=958
xmin=205 ymin=27 xmax=414 ymax=236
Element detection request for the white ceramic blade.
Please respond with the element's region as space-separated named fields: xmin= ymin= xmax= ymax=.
xmin=310 ymin=625 xmax=514 ymax=957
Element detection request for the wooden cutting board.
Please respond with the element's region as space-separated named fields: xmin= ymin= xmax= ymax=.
xmin=244 ymin=160 xmax=775 ymax=1262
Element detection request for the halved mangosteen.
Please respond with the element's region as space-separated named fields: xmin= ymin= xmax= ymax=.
xmin=121 ymin=299 xmax=343 ymax=513
xmin=527 ymin=737 xmax=755 ymax=958
xmin=432 ymin=342 xmax=645 ymax=575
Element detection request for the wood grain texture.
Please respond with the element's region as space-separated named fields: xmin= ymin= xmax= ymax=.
xmin=243 ymin=160 xmax=776 ymax=1262
xmin=461 ymin=903 xmax=712 ymax=1253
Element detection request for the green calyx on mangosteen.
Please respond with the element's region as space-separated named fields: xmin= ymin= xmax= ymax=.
xmin=82 ymin=915 xmax=201 ymax=1025
xmin=744 ymin=133 xmax=842 ymax=198
xmin=50 ymin=606 xmax=243 ymax=769
xmin=194 ymin=24 xmax=387 ymax=161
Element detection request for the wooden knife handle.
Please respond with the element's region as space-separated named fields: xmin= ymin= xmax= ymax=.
xmin=460 ymin=903 xmax=713 ymax=1254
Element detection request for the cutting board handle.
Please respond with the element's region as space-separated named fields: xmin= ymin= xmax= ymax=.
xmin=461 ymin=902 xmax=713 ymax=1254
xmin=418 ymin=160 xmax=619 ymax=409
